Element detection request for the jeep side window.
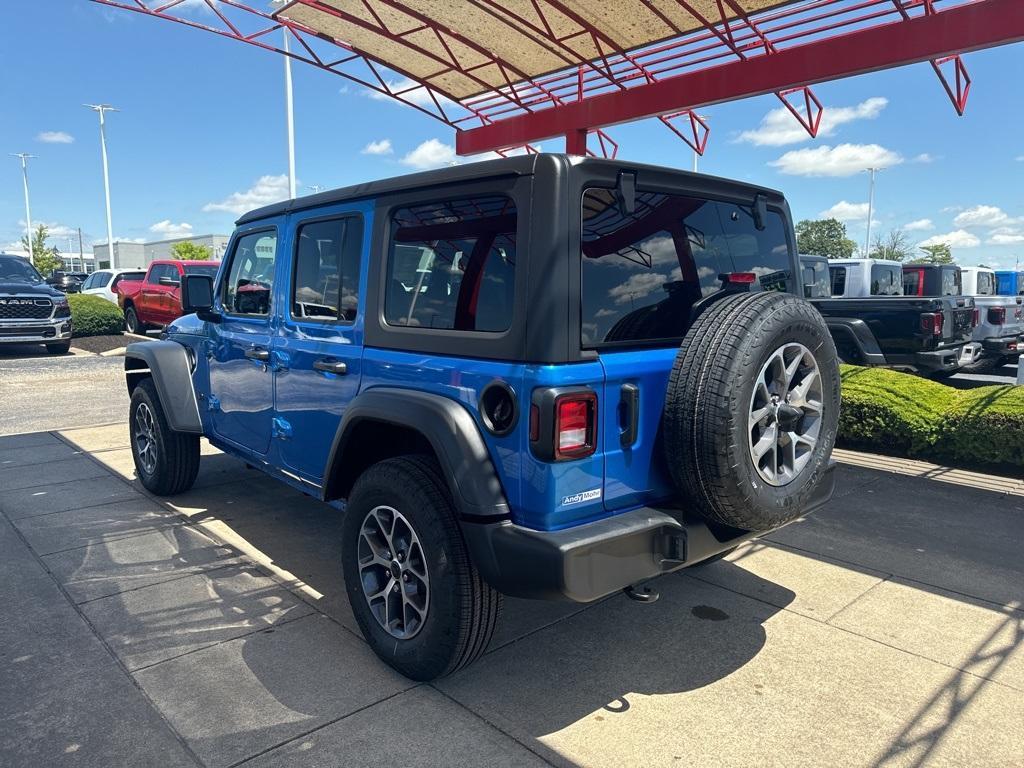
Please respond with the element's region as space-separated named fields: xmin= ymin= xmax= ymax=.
xmin=223 ymin=231 xmax=277 ymax=316
xmin=976 ymin=271 xmax=995 ymax=295
xmin=579 ymin=188 xmax=792 ymax=346
xmin=830 ymin=266 xmax=847 ymax=296
xmin=942 ymin=268 xmax=961 ymax=296
xmin=870 ymin=264 xmax=902 ymax=295
xmin=384 ymin=195 xmax=516 ymax=332
xmin=291 ymin=216 xmax=364 ymax=321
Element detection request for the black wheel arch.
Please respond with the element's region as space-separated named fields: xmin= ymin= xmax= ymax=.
xmin=124 ymin=340 xmax=202 ymax=433
xmin=323 ymin=388 xmax=511 ymax=523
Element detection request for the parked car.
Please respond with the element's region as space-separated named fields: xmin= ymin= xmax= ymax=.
xmin=45 ymin=271 xmax=84 ymax=294
xmin=81 ymin=268 xmax=147 ymax=305
xmin=123 ymin=156 xmax=839 ymax=680
xmin=827 ymin=257 xmax=903 ymax=297
xmin=959 ymin=266 xmax=1024 ymax=372
xmin=0 ymin=253 xmax=72 ymax=353
xmin=116 ymin=259 xmax=220 ymax=333
xmin=802 ymin=256 xmax=975 ymax=376
xmin=800 ymin=254 xmax=831 ymax=298
xmin=994 ymin=270 xmax=1024 ymax=296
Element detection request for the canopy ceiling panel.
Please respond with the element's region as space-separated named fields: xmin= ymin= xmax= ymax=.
xmin=277 ymin=0 xmax=800 ymax=100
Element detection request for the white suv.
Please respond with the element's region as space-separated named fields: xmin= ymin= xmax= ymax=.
xmin=80 ymin=268 xmax=146 ymax=305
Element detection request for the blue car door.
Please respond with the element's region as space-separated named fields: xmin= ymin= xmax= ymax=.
xmin=207 ymin=223 xmax=283 ymax=455
xmin=272 ymin=204 xmax=370 ymax=482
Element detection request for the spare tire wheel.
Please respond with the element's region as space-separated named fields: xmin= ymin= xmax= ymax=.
xmin=663 ymin=291 xmax=840 ymax=532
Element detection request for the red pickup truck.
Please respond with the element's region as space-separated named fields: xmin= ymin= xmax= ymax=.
xmin=117 ymin=259 xmax=220 ymax=334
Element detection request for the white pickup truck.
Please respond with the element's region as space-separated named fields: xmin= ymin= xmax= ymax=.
xmin=960 ymin=266 xmax=1023 ymax=372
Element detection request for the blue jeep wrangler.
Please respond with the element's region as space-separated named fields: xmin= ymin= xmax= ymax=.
xmin=124 ymin=155 xmax=839 ymax=680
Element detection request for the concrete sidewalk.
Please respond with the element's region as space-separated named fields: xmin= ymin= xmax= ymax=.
xmin=1 ymin=426 xmax=1022 ymax=767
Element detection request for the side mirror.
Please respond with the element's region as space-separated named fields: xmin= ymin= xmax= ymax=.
xmin=181 ymin=274 xmax=219 ymax=321
xmin=159 ymin=275 xmax=180 ymax=287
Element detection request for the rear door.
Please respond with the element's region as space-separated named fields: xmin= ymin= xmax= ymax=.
xmin=207 ymin=225 xmax=281 ymax=455
xmin=580 ymin=187 xmax=796 ymax=511
xmin=272 ymin=204 xmax=369 ymax=482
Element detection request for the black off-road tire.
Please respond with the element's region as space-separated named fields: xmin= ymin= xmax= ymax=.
xmin=663 ymin=292 xmax=841 ymax=532
xmin=129 ymin=378 xmax=200 ymax=495
xmin=124 ymin=305 xmax=145 ymax=335
xmin=342 ymin=455 xmax=501 ymax=681
xmin=46 ymin=341 xmax=71 ymax=355
xmin=961 ymin=354 xmax=1008 ymax=374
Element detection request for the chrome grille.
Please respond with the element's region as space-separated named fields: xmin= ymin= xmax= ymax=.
xmin=0 ymin=297 xmax=53 ymax=320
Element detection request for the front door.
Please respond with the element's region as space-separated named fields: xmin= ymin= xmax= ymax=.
xmin=273 ymin=208 xmax=368 ymax=481
xmin=208 ymin=226 xmax=281 ymax=455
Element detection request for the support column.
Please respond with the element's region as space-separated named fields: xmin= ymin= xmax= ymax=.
xmin=565 ymin=128 xmax=588 ymax=155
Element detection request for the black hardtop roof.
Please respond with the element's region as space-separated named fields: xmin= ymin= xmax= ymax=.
xmin=236 ymin=154 xmax=785 ymax=226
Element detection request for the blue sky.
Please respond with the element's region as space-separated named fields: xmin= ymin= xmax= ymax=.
xmin=3 ymin=0 xmax=1024 ymax=268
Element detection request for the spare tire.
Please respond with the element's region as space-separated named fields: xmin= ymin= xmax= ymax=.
xmin=663 ymin=291 xmax=840 ymax=532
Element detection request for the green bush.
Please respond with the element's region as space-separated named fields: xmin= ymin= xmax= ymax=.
xmin=838 ymin=365 xmax=1024 ymax=471
xmin=68 ymin=294 xmax=124 ymax=338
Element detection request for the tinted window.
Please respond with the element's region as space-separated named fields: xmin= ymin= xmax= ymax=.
xmin=183 ymin=264 xmax=219 ymax=278
xmin=95 ymin=272 xmax=113 ymax=287
xmin=903 ymin=268 xmax=922 ymax=296
xmin=580 ymin=189 xmax=791 ymax=346
xmin=292 ymin=216 xmax=364 ymax=321
xmin=385 ymin=196 xmax=516 ymax=332
xmin=976 ymin=271 xmax=995 ymax=295
xmin=941 ymin=268 xmax=961 ymax=296
xmin=870 ymin=264 xmax=902 ymax=295
xmin=223 ymin=232 xmax=277 ymax=316
xmin=801 ymin=259 xmax=830 ymax=298
xmin=830 ymin=267 xmax=847 ymax=296
xmin=0 ymin=256 xmax=43 ymax=283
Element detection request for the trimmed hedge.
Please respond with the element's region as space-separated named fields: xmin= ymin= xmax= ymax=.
xmin=68 ymin=294 xmax=124 ymax=338
xmin=839 ymin=364 xmax=1024 ymax=470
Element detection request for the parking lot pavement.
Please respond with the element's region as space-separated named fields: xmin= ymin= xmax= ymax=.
xmin=1 ymin=425 xmax=1022 ymax=768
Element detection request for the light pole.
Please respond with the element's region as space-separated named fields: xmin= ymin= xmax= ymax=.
xmin=85 ymin=104 xmax=119 ymax=268
xmin=10 ymin=153 xmax=35 ymax=264
xmin=864 ymin=167 xmax=878 ymax=258
xmin=283 ymin=26 xmax=297 ymax=199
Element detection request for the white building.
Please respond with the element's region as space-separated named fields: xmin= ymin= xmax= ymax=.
xmin=93 ymin=233 xmax=230 ymax=269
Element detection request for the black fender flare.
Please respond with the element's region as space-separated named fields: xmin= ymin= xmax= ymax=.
xmin=322 ymin=388 xmax=511 ymax=522
xmin=824 ymin=318 xmax=887 ymax=366
xmin=124 ymin=341 xmax=203 ymax=433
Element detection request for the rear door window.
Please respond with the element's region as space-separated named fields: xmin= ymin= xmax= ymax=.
xmin=580 ymin=189 xmax=792 ymax=347
xmin=384 ymin=195 xmax=516 ymax=332
xmin=291 ymin=215 xmax=364 ymax=322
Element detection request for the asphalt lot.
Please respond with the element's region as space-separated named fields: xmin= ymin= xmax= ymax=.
xmin=1 ymin=423 xmax=1022 ymax=768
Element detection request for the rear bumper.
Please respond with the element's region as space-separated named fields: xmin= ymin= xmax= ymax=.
xmin=0 ymin=317 xmax=72 ymax=344
xmin=463 ymin=461 xmax=836 ymax=602
xmin=981 ymin=335 xmax=1022 ymax=355
xmin=913 ymin=347 xmax=961 ymax=373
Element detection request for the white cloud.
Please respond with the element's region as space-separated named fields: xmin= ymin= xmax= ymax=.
xmin=37 ymin=131 xmax=74 ymax=144
xmin=18 ymin=220 xmax=77 ymax=239
xmin=918 ymin=230 xmax=981 ymax=249
xmin=203 ymin=174 xmax=291 ymax=215
xmin=819 ymin=201 xmax=869 ymax=222
xmin=401 ymin=139 xmax=456 ymax=170
xmin=149 ymin=220 xmax=194 ymax=239
xmin=361 ymin=139 xmax=393 ymax=156
xmin=988 ymin=233 xmax=1024 ymax=246
xmin=94 ymin=237 xmax=146 ymax=245
xmin=770 ymin=143 xmax=903 ymax=177
xmin=953 ymin=205 xmax=1016 ymax=229
xmin=911 ymin=153 xmax=935 ymax=164
xmin=904 ymin=219 xmax=934 ymax=232
xmin=369 ymin=78 xmax=454 ymax=109
xmin=737 ymin=97 xmax=887 ymax=147
xmin=1016 ymin=156 xmax=1024 ymax=162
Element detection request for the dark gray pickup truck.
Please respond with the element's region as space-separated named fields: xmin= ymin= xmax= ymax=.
xmin=800 ymin=254 xmax=975 ymax=376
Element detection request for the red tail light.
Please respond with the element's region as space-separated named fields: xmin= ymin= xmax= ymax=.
xmin=555 ymin=392 xmax=597 ymax=460
xmin=721 ymin=272 xmax=757 ymax=285
xmin=988 ymin=306 xmax=1006 ymax=325
xmin=920 ymin=312 xmax=943 ymax=336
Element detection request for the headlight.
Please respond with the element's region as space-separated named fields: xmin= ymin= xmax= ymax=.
xmin=54 ymin=298 xmax=71 ymax=318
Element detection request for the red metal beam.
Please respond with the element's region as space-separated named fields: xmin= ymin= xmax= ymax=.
xmin=456 ymin=0 xmax=1024 ymax=155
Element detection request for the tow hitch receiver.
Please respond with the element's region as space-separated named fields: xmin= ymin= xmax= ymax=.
xmin=623 ymin=583 xmax=659 ymax=603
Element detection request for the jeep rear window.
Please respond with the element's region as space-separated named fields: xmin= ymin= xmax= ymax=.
xmin=580 ymin=189 xmax=792 ymax=347
xmin=385 ymin=195 xmax=516 ymax=333
xmin=976 ymin=271 xmax=996 ymax=295
xmin=870 ymin=264 xmax=902 ymax=295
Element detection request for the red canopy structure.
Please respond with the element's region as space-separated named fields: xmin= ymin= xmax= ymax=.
xmin=91 ymin=0 xmax=1024 ymax=158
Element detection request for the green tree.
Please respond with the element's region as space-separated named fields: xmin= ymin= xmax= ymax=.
xmin=795 ymin=218 xmax=857 ymax=259
xmin=910 ymin=243 xmax=954 ymax=265
xmin=869 ymin=229 xmax=913 ymax=262
xmin=21 ymin=224 xmax=63 ymax=276
xmin=170 ymin=241 xmax=213 ymax=261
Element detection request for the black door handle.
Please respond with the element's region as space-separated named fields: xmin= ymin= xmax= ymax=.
xmin=245 ymin=348 xmax=270 ymax=362
xmin=313 ymin=358 xmax=348 ymax=375
xmin=619 ymin=383 xmax=639 ymax=447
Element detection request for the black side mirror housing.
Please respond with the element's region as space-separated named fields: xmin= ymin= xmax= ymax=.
xmin=181 ymin=274 xmax=219 ymax=321
xmin=158 ymin=275 xmax=180 ymax=287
